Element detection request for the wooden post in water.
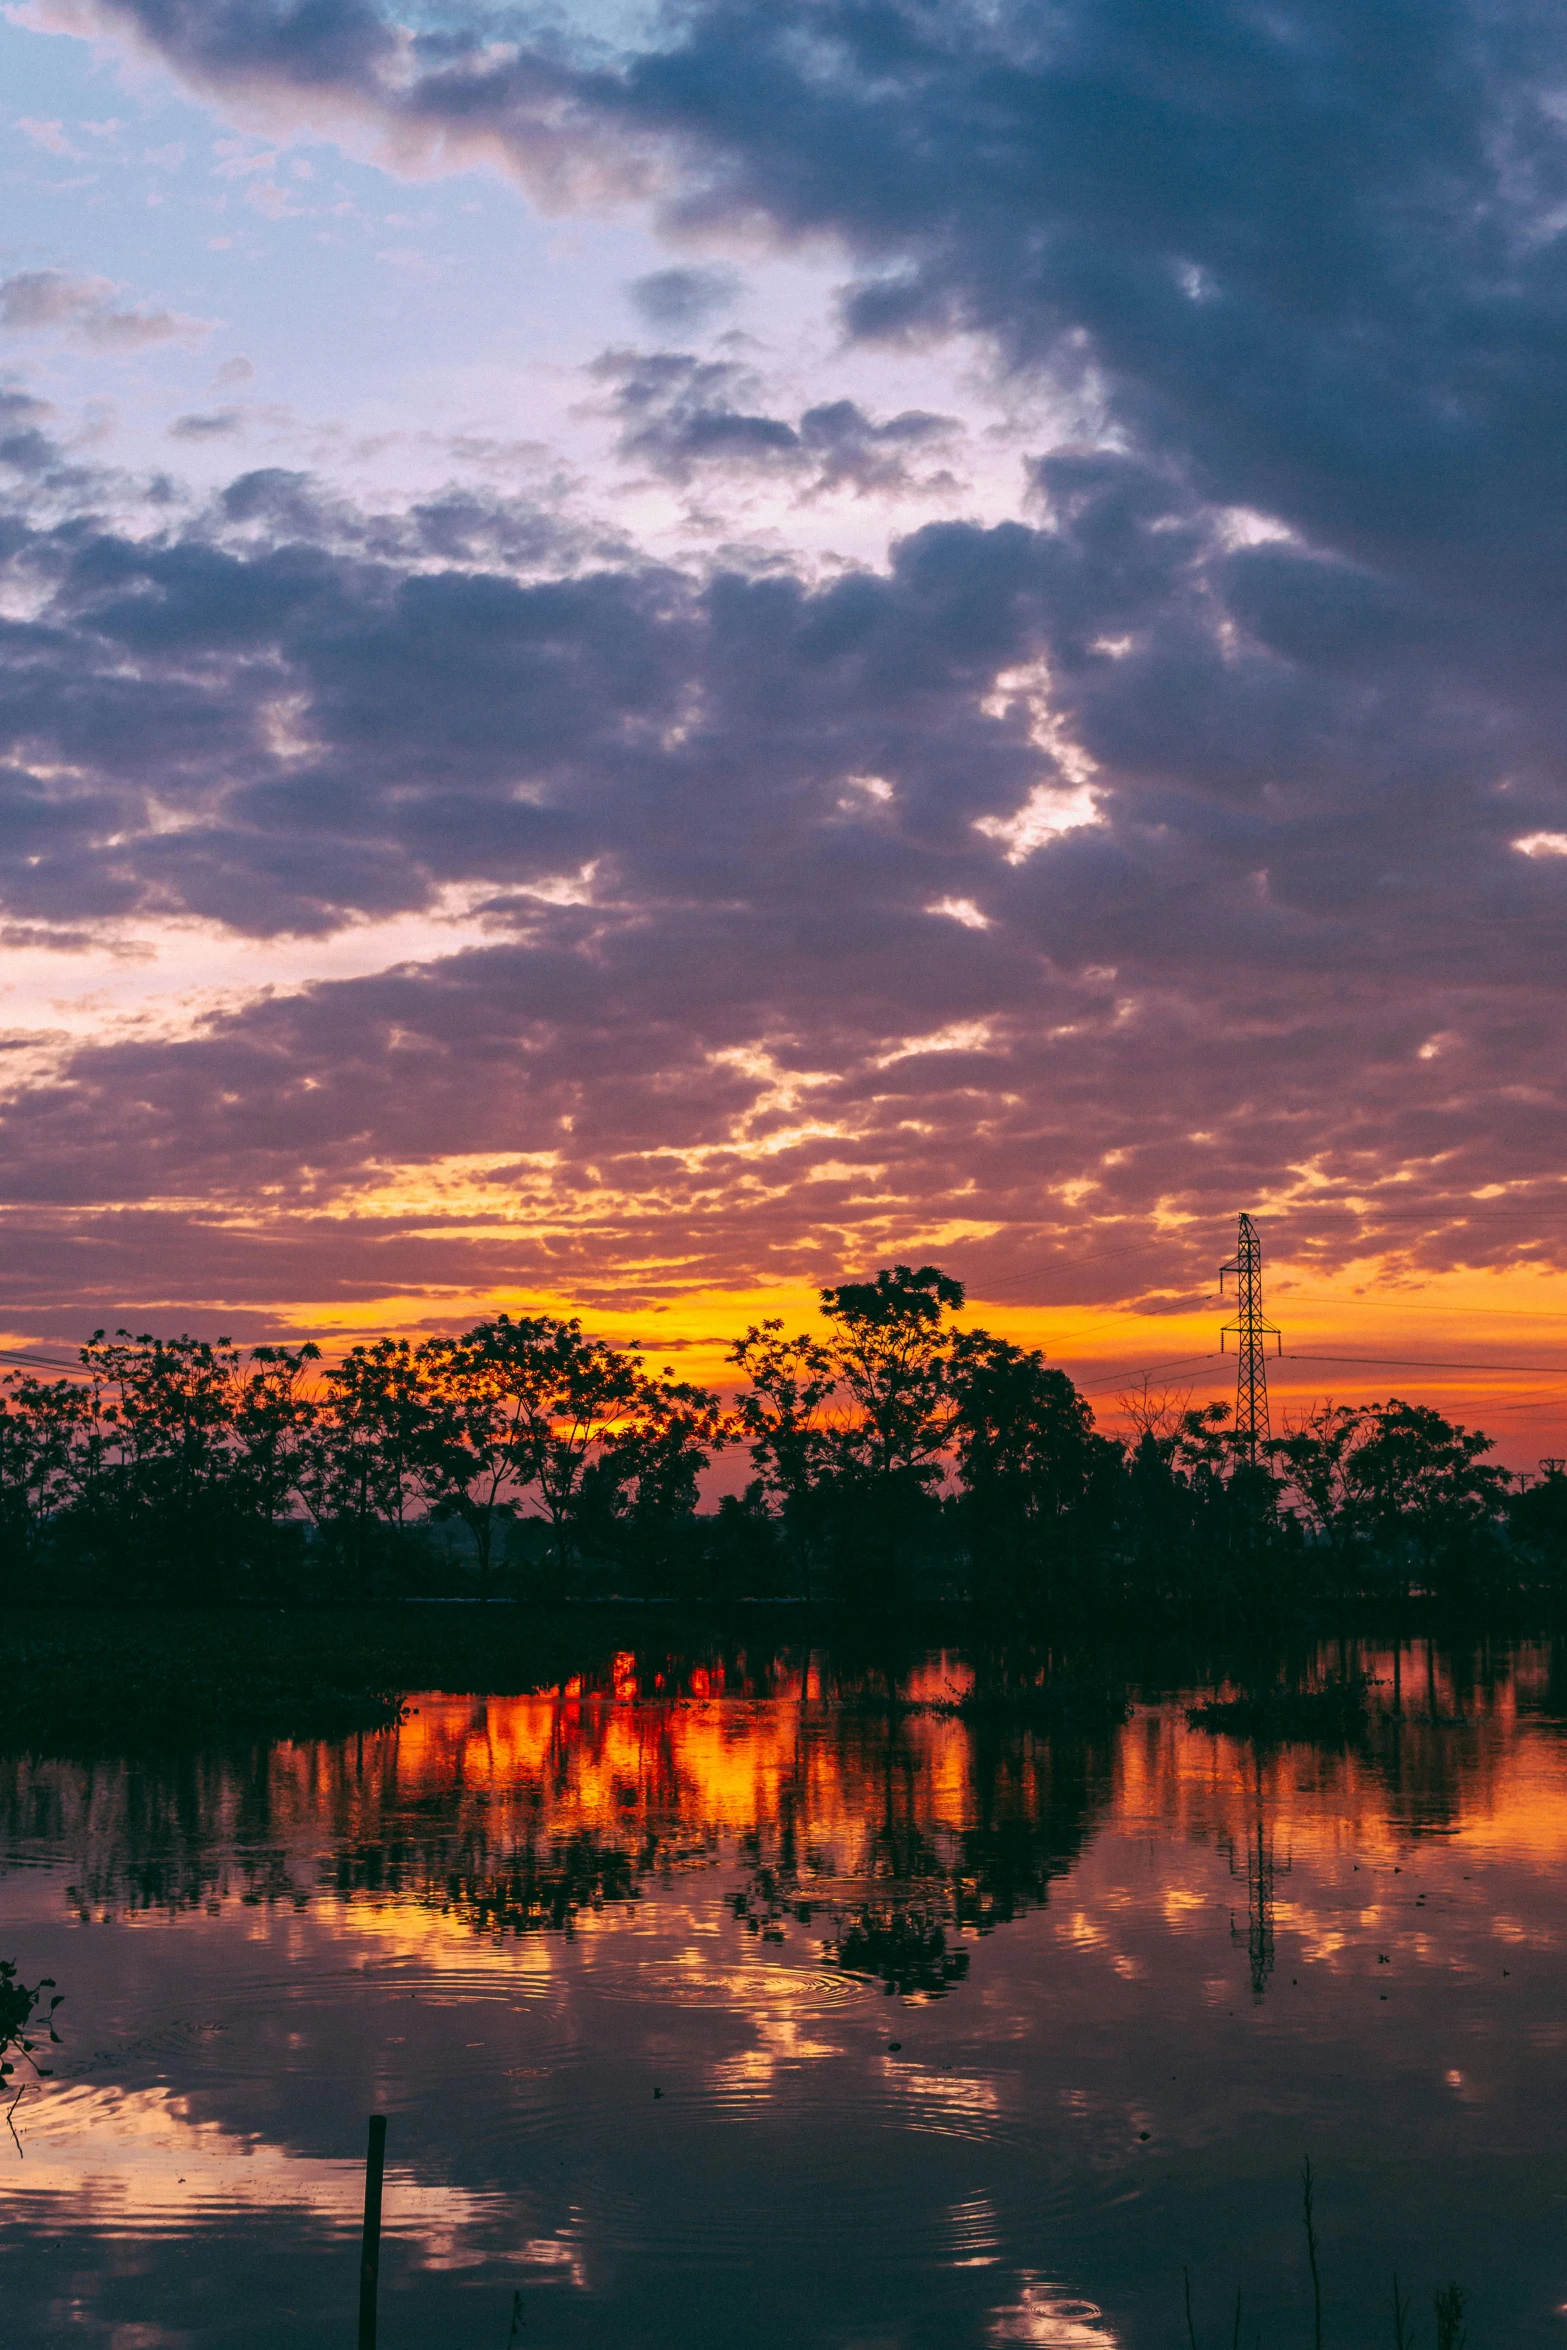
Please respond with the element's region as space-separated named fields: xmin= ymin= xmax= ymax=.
xmin=358 ymin=2114 xmax=387 ymax=2350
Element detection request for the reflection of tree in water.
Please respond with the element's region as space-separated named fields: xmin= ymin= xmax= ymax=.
xmin=727 ymin=1698 xmax=1120 ymax=1998
xmin=9 ymin=1636 xmax=1547 ymax=2003
xmin=830 ymin=1904 xmax=970 ymax=1997
xmin=732 ymin=1813 xmax=976 ymax=1996
xmin=1227 ymin=1808 xmax=1287 ymax=1998
xmin=0 ymin=1744 xmax=309 ymax=1920
xmin=328 ymin=1822 xmax=682 ymax=1937
xmin=0 ymin=1650 xmax=1122 ymax=2002
xmin=1360 ymin=1640 xmax=1507 ymax=1843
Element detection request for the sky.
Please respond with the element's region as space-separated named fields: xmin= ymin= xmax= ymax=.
xmin=4 ymin=0 xmax=1567 ymax=1455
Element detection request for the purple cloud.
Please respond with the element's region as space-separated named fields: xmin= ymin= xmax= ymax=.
xmin=0 ymin=0 xmax=1565 ymax=1358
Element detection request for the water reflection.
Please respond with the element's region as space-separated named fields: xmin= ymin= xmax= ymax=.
xmin=2 ymin=1637 xmax=1567 ymax=2346
xmin=9 ymin=1650 xmax=1123 ymax=1996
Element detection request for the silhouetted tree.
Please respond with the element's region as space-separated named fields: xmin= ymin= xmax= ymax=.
xmin=233 ymin=1342 xmax=322 ymax=1572
xmin=1509 ymin=1460 xmax=1567 ymax=1586
xmin=816 ymin=1263 xmax=965 ymax=1597
xmin=411 ymin=1328 xmax=524 ymax=1598
xmin=0 ymin=1376 xmax=90 ymax=1590
xmin=949 ymin=1333 xmax=1120 ymax=1605
xmin=727 ymin=1320 xmax=838 ymax=1594
xmin=300 ymin=1338 xmax=436 ymax=1595
xmin=1344 ymin=1399 xmax=1511 ymax=1596
xmin=0 ymin=1288 xmax=1540 ymax=1618
xmin=573 ymin=1372 xmax=726 ymax=1595
xmin=69 ymin=1332 xmax=258 ymax=1595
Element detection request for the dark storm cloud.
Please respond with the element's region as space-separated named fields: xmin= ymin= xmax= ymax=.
xmin=7 ymin=0 xmax=1567 ymax=1319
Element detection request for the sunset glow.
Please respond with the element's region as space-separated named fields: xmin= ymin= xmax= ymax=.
xmin=1 ymin=0 xmax=1565 ymax=1472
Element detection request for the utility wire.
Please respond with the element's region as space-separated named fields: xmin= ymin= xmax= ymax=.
xmin=1285 ymin=1350 xmax=1567 ymax=1375
xmin=956 ymin=1201 xmax=1567 ymax=1307
xmin=1072 ymin=1352 xmax=1224 ymax=1395
xmin=1276 ymin=1289 xmax=1567 ymax=1324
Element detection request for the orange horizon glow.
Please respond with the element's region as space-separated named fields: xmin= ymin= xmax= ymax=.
xmin=7 ymin=1246 xmax=1567 ymax=1469
xmin=185 ymin=1252 xmax=1567 ymax=1469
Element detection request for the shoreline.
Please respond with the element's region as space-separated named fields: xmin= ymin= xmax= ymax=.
xmin=5 ymin=1600 xmax=1559 ymax=1756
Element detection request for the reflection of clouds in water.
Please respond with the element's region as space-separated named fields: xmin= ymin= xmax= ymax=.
xmin=947 ymin=2188 xmax=1002 ymax=2267
xmin=1059 ymin=1911 xmax=1106 ymax=1952
xmin=988 ymin=2275 xmax=1119 ymax=2344
xmin=706 ymin=2013 xmax=843 ymax=2105
xmin=9 ymin=2084 xmax=498 ymax=2270
xmin=884 ymin=2060 xmax=1001 ymax=2122
xmin=1054 ymin=1909 xmax=1143 ymax=1978
xmin=518 ymin=2211 xmax=591 ymax=2291
xmin=3 ymin=1641 xmax=1567 ymax=2345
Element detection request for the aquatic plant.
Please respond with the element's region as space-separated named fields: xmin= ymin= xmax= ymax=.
xmin=0 ymin=1959 xmax=61 ymax=2150
xmin=1178 ymin=2171 xmax=1474 ymax=2346
xmin=1434 ymin=2281 xmax=1468 ymax=2350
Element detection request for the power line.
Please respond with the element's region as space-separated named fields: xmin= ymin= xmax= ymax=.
xmin=1285 ymin=1350 xmax=1567 ymax=1375
xmin=1073 ymin=1352 xmax=1224 ymax=1395
xmin=1277 ymin=1288 xmax=1567 ymax=1324
xmin=957 ymin=1202 xmax=1567 ymax=1308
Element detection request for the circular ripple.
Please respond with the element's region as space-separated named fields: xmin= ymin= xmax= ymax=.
xmin=582 ymin=1956 xmax=877 ymax=2013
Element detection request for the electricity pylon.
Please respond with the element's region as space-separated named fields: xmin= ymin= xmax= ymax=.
xmin=1219 ymin=1212 xmax=1281 ymax=1466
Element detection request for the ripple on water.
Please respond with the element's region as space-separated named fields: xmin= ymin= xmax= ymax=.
xmin=552 ymin=2127 xmax=1108 ymax=2274
xmin=582 ymin=1955 xmax=876 ymax=2013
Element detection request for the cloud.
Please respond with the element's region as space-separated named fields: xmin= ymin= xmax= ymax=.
xmin=592 ymin=347 xmax=799 ymax=481
xmin=797 ymin=399 xmax=961 ymax=496
xmin=0 ymin=385 xmax=63 ymax=476
xmin=628 ymin=264 xmax=741 ymax=332
xmin=49 ymin=0 xmax=1567 ymax=599
xmin=7 ymin=0 xmax=1567 ymax=1334
xmin=592 ymin=347 xmax=962 ymax=496
xmin=170 ymin=407 xmax=244 ymax=439
xmin=14 ymin=115 xmax=82 ymax=158
xmin=0 ymin=269 xmax=210 ymax=348
xmin=0 ymin=387 xmax=52 ymax=431
xmin=0 ymin=432 xmax=1564 ymax=1331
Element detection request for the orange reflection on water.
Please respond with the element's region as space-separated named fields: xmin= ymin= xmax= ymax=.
xmin=9 ymin=1640 xmax=1567 ymax=2348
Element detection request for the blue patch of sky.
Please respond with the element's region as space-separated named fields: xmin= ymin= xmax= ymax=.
xmin=0 ymin=9 xmax=1034 ymax=565
xmin=0 ymin=13 xmax=706 ymax=487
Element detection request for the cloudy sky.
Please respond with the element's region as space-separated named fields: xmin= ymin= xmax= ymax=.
xmin=5 ymin=0 xmax=1567 ymax=1447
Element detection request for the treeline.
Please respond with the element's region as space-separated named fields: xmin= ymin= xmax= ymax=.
xmin=1 ymin=1264 xmax=1563 ymax=1616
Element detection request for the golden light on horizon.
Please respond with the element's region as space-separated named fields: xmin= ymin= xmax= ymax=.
xmin=197 ymin=1238 xmax=1567 ymax=1468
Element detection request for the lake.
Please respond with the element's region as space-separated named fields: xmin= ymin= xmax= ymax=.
xmin=1 ymin=1635 xmax=1564 ymax=2346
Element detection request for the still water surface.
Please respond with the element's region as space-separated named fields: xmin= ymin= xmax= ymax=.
xmin=3 ymin=1639 xmax=1566 ymax=2347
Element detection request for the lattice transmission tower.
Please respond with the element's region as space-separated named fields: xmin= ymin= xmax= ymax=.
xmin=1219 ymin=1212 xmax=1282 ymax=1465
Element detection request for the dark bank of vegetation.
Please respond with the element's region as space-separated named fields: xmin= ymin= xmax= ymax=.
xmin=0 ymin=1263 xmax=1561 ymax=1634
xmin=3 ymin=1607 xmax=634 ymax=1750
xmin=1186 ymin=1675 xmax=1377 ymax=1743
